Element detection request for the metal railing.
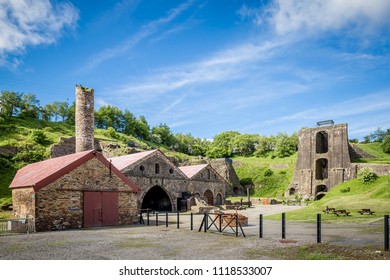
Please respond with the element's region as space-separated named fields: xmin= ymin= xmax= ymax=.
xmin=0 ymin=218 xmax=36 ymax=234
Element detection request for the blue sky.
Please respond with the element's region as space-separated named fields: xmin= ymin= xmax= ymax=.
xmin=1 ymin=0 xmax=390 ymax=140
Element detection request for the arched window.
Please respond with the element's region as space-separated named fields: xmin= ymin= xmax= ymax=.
xmin=155 ymin=163 xmax=160 ymax=174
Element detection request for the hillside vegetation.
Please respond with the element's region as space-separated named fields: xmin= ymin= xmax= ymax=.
xmin=266 ymin=175 xmax=390 ymax=223
xmin=232 ymin=154 xmax=297 ymax=198
xmin=354 ymin=142 xmax=390 ymax=164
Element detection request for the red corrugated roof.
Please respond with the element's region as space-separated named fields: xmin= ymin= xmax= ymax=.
xmin=9 ymin=150 xmax=140 ymax=193
xmin=179 ymin=164 xmax=208 ymax=179
xmin=109 ymin=150 xmax=157 ymax=171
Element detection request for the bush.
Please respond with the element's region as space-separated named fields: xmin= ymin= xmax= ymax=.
xmin=264 ymin=168 xmax=274 ymax=177
xmin=340 ymin=187 xmax=350 ymax=193
xmin=357 ymin=167 xmax=378 ymax=184
xmin=31 ymin=130 xmax=49 ymax=145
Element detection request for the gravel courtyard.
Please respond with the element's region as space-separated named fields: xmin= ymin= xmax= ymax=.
xmin=0 ymin=205 xmax=387 ymax=260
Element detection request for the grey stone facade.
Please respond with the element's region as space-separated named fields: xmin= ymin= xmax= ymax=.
xmin=110 ymin=150 xmax=229 ymax=211
xmin=291 ymin=123 xmax=352 ymax=199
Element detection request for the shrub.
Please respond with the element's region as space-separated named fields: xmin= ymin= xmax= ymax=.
xmin=340 ymin=187 xmax=350 ymax=193
xmin=31 ymin=130 xmax=49 ymax=145
xmin=264 ymin=168 xmax=274 ymax=177
xmin=357 ymin=167 xmax=378 ymax=184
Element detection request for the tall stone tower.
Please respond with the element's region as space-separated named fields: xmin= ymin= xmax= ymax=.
xmin=289 ymin=121 xmax=352 ymax=200
xmin=75 ymin=85 xmax=94 ymax=153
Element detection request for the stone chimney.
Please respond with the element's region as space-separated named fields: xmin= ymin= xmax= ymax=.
xmin=75 ymin=85 xmax=94 ymax=153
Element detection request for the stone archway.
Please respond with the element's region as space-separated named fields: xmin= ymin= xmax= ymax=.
xmin=141 ymin=185 xmax=172 ymax=211
xmin=204 ymin=190 xmax=214 ymax=206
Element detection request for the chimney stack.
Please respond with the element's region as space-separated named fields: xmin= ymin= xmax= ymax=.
xmin=75 ymin=85 xmax=94 ymax=153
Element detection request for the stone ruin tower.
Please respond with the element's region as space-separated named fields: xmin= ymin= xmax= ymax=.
xmin=289 ymin=121 xmax=352 ymax=200
xmin=75 ymin=85 xmax=94 ymax=153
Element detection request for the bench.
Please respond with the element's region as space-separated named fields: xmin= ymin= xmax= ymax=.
xmin=358 ymin=208 xmax=375 ymax=215
xmin=323 ymin=207 xmax=335 ymax=214
xmin=333 ymin=209 xmax=350 ymax=216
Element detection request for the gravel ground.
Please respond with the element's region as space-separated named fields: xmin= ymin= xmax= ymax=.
xmin=0 ymin=205 xmax=387 ymax=260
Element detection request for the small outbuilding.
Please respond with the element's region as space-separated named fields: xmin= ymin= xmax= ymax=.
xmin=10 ymin=150 xmax=140 ymax=231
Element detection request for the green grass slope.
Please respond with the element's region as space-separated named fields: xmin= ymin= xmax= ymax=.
xmin=267 ymin=175 xmax=390 ymax=223
xmin=232 ymin=154 xmax=297 ymax=199
xmin=354 ymin=142 xmax=390 ymax=164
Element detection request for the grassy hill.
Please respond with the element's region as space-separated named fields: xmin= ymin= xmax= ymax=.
xmin=232 ymin=154 xmax=297 ymax=199
xmin=354 ymin=142 xmax=390 ymax=164
xmin=266 ymin=175 xmax=390 ymax=223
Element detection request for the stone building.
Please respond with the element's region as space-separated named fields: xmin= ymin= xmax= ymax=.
xmin=10 ymin=150 xmax=140 ymax=231
xmin=179 ymin=164 xmax=227 ymax=206
xmin=290 ymin=121 xmax=390 ymax=199
xmin=290 ymin=122 xmax=352 ymax=199
xmin=110 ymin=149 xmax=229 ymax=212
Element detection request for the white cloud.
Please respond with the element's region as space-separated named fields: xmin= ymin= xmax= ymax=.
xmin=0 ymin=0 xmax=79 ymax=63
xmin=111 ymin=39 xmax=286 ymax=100
xmin=270 ymin=0 xmax=390 ymax=35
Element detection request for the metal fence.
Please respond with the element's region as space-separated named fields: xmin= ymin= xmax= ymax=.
xmin=139 ymin=211 xmax=390 ymax=251
xmin=0 ymin=218 xmax=36 ymax=235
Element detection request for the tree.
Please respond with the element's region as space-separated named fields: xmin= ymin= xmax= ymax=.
xmin=206 ymin=131 xmax=240 ymax=158
xmin=134 ymin=115 xmax=150 ymax=140
xmin=19 ymin=93 xmax=40 ymax=119
xmin=0 ymin=91 xmax=22 ymax=117
xmin=382 ymin=134 xmax=390 ymax=153
xmin=95 ymin=105 xmax=123 ymax=130
xmin=369 ymin=127 xmax=387 ymax=142
xmin=254 ymin=136 xmax=273 ymax=157
xmin=274 ymin=132 xmax=298 ymax=158
xmin=65 ymin=102 xmax=76 ymax=125
xmin=151 ymin=123 xmax=175 ymax=147
xmin=58 ymin=101 xmax=69 ymax=122
xmin=230 ymin=134 xmax=260 ymax=156
xmin=122 ymin=110 xmax=137 ymax=136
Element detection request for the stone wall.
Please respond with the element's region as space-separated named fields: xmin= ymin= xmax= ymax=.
xmin=210 ymin=159 xmax=242 ymax=196
xmin=51 ymin=136 xmax=102 ymax=158
xmin=12 ymin=188 xmax=35 ymax=219
xmin=121 ymin=151 xmax=188 ymax=211
xmin=350 ymin=163 xmax=390 ymax=178
xmin=187 ymin=166 xmax=227 ymax=206
xmin=13 ymin=157 xmax=138 ymax=231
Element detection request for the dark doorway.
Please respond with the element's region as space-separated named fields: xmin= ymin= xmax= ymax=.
xmin=215 ymin=193 xmax=223 ymax=206
xmin=315 ymin=158 xmax=328 ymax=180
xmin=204 ymin=190 xmax=214 ymax=205
xmin=316 ymin=131 xmax=328 ymax=154
xmin=315 ymin=185 xmax=328 ymax=200
xmin=141 ymin=186 xmax=172 ymax=212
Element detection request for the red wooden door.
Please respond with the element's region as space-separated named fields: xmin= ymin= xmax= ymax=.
xmin=84 ymin=192 xmax=102 ymax=227
xmin=102 ymin=192 xmax=118 ymax=226
xmin=84 ymin=192 xmax=119 ymax=227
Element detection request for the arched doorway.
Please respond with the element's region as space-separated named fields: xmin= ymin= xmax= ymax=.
xmin=141 ymin=186 xmax=172 ymax=211
xmin=215 ymin=193 xmax=223 ymax=206
xmin=204 ymin=190 xmax=214 ymax=206
xmin=315 ymin=185 xmax=328 ymax=200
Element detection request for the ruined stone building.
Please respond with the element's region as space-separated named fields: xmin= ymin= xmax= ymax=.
xmin=10 ymin=150 xmax=139 ymax=231
xmin=179 ymin=164 xmax=227 ymax=206
xmin=291 ymin=121 xmax=390 ymax=200
xmin=110 ymin=150 xmax=229 ymax=212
